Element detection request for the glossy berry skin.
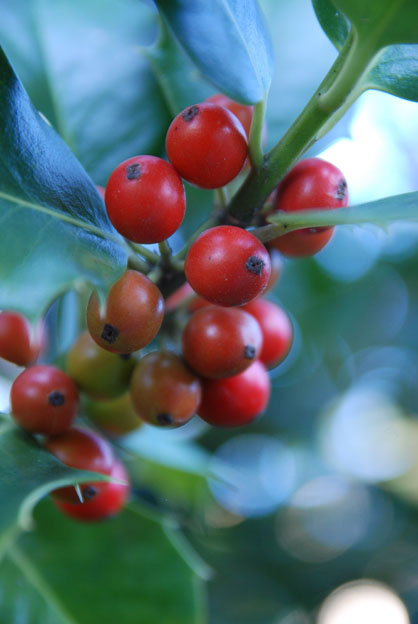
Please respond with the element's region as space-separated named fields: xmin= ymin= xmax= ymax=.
xmin=84 ymin=392 xmax=143 ymax=437
xmin=105 ymin=155 xmax=185 ymax=244
xmin=45 ymin=426 xmax=115 ymax=504
xmin=185 ymin=226 xmax=271 ymax=307
xmin=182 ymin=306 xmax=263 ymax=379
xmin=268 ymin=158 xmax=348 ymax=257
xmin=66 ymin=331 xmax=135 ymax=400
xmin=198 ymin=360 xmax=270 ymax=427
xmin=242 ymin=299 xmax=293 ymax=368
xmin=86 ymin=270 xmax=164 ymax=354
xmin=52 ymin=459 xmax=130 ymax=522
xmin=130 ymin=351 xmax=202 ymax=428
xmin=10 ymin=365 xmax=79 ymax=435
xmin=206 ymin=94 xmax=253 ymax=138
xmin=0 ymin=311 xmax=45 ymax=366
xmin=166 ymin=102 xmax=248 ymax=189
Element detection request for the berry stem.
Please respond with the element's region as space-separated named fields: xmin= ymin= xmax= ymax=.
xmin=248 ymin=97 xmax=266 ymax=169
xmin=127 ymin=254 xmax=149 ymax=273
xmin=216 ymin=186 xmax=229 ymax=209
xmin=158 ymin=240 xmax=172 ymax=261
xmin=128 ymin=242 xmax=160 ymax=263
xmin=226 ymin=30 xmax=372 ymax=224
xmin=172 ymin=217 xmax=217 ymax=261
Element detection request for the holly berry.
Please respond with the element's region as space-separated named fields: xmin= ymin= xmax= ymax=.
xmin=84 ymin=392 xmax=143 ymax=436
xmin=105 ymin=155 xmax=186 ymax=244
xmin=197 ymin=360 xmax=270 ymax=427
xmin=45 ymin=426 xmax=115 ymax=504
xmin=165 ymin=102 xmax=248 ymax=189
xmin=66 ymin=331 xmax=135 ymax=400
xmin=267 ymin=158 xmax=348 ymax=257
xmin=0 ymin=311 xmax=45 ymax=367
xmin=185 ymin=226 xmax=271 ymax=307
xmin=182 ymin=306 xmax=263 ymax=378
xmin=242 ymin=298 xmax=293 ymax=368
xmin=52 ymin=459 xmax=129 ymax=522
xmin=10 ymin=365 xmax=79 ymax=435
xmin=86 ymin=270 xmax=164 ymax=354
xmin=130 ymin=351 xmax=202 ymax=428
xmin=206 ymin=94 xmax=254 ymax=138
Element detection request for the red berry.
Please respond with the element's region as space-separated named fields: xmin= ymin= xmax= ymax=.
xmin=105 ymin=155 xmax=185 ymax=244
xmin=130 ymin=351 xmax=202 ymax=428
xmin=0 ymin=311 xmax=45 ymax=366
xmin=86 ymin=270 xmax=164 ymax=354
xmin=66 ymin=331 xmax=135 ymax=400
xmin=268 ymin=158 xmax=348 ymax=257
xmin=166 ymin=102 xmax=248 ymax=189
xmin=10 ymin=365 xmax=79 ymax=435
xmin=185 ymin=226 xmax=271 ymax=307
xmin=45 ymin=426 xmax=115 ymax=504
xmin=206 ymin=94 xmax=254 ymax=138
xmin=182 ymin=306 xmax=263 ymax=378
xmin=271 ymin=227 xmax=334 ymax=257
xmin=52 ymin=459 xmax=130 ymax=522
xmin=198 ymin=360 xmax=270 ymax=427
xmin=242 ymin=299 xmax=293 ymax=368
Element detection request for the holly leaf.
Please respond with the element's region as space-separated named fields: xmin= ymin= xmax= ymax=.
xmin=0 ymin=0 xmax=170 ymax=184
xmin=143 ymin=17 xmax=214 ymax=117
xmin=311 ymin=0 xmax=349 ymax=50
xmin=330 ymin=0 xmax=418 ymax=47
xmin=0 ymin=47 xmax=127 ymax=320
xmin=153 ymin=0 xmax=274 ymax=104
xmin=0 ymin=501 xmax=206 ymax=624
xmin=0 ymin=422 xmax=110 ymax=548
xmin=264 ymin=191 xmax=418 ymax=235
xmin=312 ymin=0 xmax=418 ymax=103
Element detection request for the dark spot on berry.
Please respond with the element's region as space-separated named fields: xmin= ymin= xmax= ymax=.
xmin=83 ymin=485 xmax=98 ymax=501
xmin=157 ymin=413 xmax=174 ymax=426
xmin=48 ymin=391 xmax=65 ymax=407
xmin=101 ymin=324 xmax=119 ymax=344
xmin=245 ymin=255 xmax=265 ymax=276
xmin=335 ymin=178 xmax=347 ymax=201
xmin=182 ymin=105 xmax=199 ymax=122
xmin=126 ymin=163 xmax=141 ymax=180
xmin=119 ymin=353 xmax=131 ymax=361
xmin=244 ymin=345 xmax=256 ymax=359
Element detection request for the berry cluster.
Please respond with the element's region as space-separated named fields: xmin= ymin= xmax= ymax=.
xmin=1 ymin=93 xmax=348 ymax=523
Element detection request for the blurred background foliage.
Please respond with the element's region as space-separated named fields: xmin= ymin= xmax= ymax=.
xmin=1 ymin=0 xmax=418 ymax=622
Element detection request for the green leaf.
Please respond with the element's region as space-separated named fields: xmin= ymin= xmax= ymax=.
xmin=153 ymin=0 xmax=274 ymax=104
xmin=143 ymin=18 xmax=214 ymax=117
xmin=122 ymin=430 xmax=211 ymax=510
xmin=312 ymin=0 xmax=418 ymax=103
xmin=0 ymin=0 xmax=170 ymax=184
xmin=362 ymin=44 xmax=418 ymax=102
xmin=330 ymin=0 xmax=418 ymax=46
xmin=264 ymin=191 xmax=418 ymax=233
xmin=0 ymin=501 xmax=206 ymax=624
xmin=311 ymin=0 xmax=349 ymax=50
xmin=0 ymin=423 xmax=110 ymax=541
xmin=0 ymin=47 xmax=127 ymax=320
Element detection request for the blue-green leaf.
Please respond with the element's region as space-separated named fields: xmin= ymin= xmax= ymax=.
xmin=0 ymin=47 xmax=127 ymax=320
xmin=312 ymin=0 xmax=418 ymax=103
xmin=154 ymin=0 xmax=274 ymax=104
